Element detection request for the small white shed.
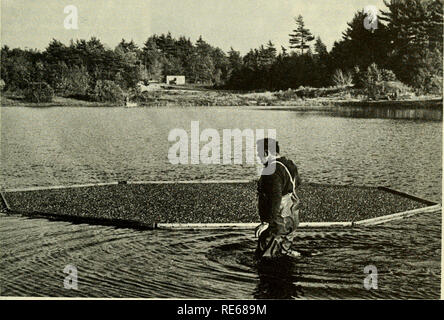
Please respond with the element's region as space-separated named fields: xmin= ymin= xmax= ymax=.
xmin=166 ymin=75 xmax=185 ymax=85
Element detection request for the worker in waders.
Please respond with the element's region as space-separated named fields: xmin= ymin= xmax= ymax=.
xmin=255 ymin=138 xmax=302 ymax=259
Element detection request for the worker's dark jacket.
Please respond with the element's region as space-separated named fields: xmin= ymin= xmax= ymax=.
xmin=257 ymin=157 xmax=301 ymax=225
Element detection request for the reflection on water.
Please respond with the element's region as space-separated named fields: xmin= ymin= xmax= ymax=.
xmin=258 ymin=103 xmax=443 ymax=121
xmin=0 ymin=106 xmax=441 ymax=299
xmin=331 ymin=106 xmax=442 ymax=121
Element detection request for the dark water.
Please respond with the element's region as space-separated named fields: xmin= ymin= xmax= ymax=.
xmin=259 ymin=105 xmax=443 ymax=121
xmin=0 ymin=106 xmax=442 ymax=299
xmin=333 ymin=105 xmax=442 ymax=121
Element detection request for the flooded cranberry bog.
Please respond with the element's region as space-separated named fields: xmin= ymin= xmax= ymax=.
xmin=0 ymin=181 xmax=440 ymax=230
xmin=1 ymin=106 xmax=441 ymax=299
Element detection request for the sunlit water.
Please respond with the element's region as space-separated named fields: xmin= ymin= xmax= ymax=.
xmin=0 ymin=106 xmax=442 ymax=299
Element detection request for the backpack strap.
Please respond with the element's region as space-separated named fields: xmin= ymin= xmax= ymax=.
xmin=270 ymin=160 xmax=296 ymax=195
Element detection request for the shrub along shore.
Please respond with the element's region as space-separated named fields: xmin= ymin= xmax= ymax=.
xmin=1 ymin=84 xmax=442 ymax=109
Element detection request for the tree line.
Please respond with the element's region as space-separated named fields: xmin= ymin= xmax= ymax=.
xmin=227 ymin=0 xmax=443 ymax=94
xmin=1 ymin=0 xmax=442 ymax=102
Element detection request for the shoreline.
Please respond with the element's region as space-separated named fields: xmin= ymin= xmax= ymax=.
xmin=1 ymin=90 xmax=442 ymax=110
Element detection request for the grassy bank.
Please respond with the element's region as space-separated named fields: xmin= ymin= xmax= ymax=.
xmin=1 ymin=94 xmax=116 ymax=108
xmin=1 ymin=86 xmax=442 ymax=109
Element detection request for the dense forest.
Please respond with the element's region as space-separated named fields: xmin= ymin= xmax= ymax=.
xmin=1 ymin=0 xmax=442 ymax=103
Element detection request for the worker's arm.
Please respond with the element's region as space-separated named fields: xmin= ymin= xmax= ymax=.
xmin=259 ymin=171 xmax=283 ymax=223
xmin=295 ymin=166 xmax=302 ymax=187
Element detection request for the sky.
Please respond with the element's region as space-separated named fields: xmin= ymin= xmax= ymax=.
xmin=1 ymin=0 xmax=388 ymax=54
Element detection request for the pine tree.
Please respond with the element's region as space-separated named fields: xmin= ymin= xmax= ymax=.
xmin=329 ymin=11 xmax=389 ymax=72
xmin=142 ymin=37 xmax=163 ymax=81
xmin=289 ymin=15 xmax=315 ymax=54
xmin=380 ymin=0 xmax=443 ymax=90
xmin=186 ymin=36 xmax=215 ymax=83
xmin=227 ymin=47 xmax=242 ymax=72
xmin=265 ymin=41 xmax=277 ymax=64
xmin=116 ymin=39 xmax=138 ymax=53
xmin=256 ymin=42 xmax=277 ymax=67
xmin=381 ymin=0 xmax=443 ymax=51
xmin=314 ymin=37 xmax=328 ymax=57
xmin=156 ymin=32 xmax=176 ymax=57
xmin=280 ymin=46 xmax=288 ymax=57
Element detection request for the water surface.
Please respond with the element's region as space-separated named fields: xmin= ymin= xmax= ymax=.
xmin=0 ymin=106 xmax=441 ymax=299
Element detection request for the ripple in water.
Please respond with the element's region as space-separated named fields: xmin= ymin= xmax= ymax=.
xmin=0 ymin=211 xmax=440 ymax=299
xmin=0 ymin=108 xmax=441 ymax=299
